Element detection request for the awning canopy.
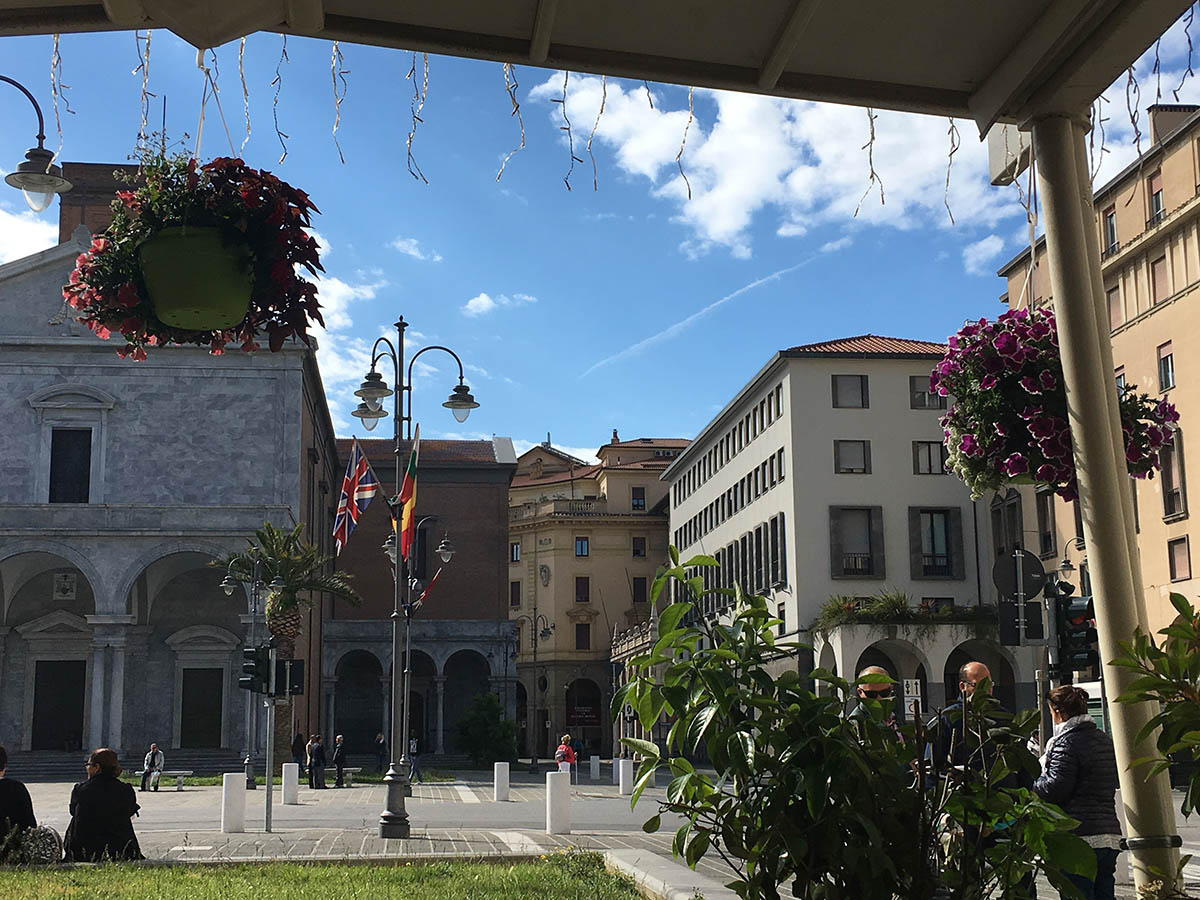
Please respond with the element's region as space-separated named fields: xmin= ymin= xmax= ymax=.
xmin=0 ymin=0 xmax=1190 ymax=134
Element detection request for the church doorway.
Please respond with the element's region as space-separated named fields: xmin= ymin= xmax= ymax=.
xmin=179 ymin=668 xmax=224 ymax=748
xmin=31 ymin=659 xmax=86 ymax=751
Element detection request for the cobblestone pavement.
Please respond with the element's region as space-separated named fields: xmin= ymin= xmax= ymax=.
xmin=18 ymin=774 xmax=1200 ymax=898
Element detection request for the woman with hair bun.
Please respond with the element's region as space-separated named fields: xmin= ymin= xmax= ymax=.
xmin=1034 ymin=685 xmax=1122 ymax=900
xmin=64 ymin=748 xmax=144 ymax=862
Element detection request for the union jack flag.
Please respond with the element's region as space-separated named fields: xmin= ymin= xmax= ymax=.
xmin=333 ymin=439 xmax=379 ymax=556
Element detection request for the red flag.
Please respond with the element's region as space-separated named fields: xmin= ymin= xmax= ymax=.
xmin=412 ymin=567 xmax=442 ymax=610
xmin=399 ymin=425 xmax=420 ymax=561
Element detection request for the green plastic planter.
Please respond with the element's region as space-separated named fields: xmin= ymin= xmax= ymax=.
xmin=138 ymin=225 xmax=253 ymax=330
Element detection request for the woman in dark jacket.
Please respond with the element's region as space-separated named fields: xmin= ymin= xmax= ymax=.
xmin=64 ymin=748 xmax=144 ymax=862
xmin=1033 ymin=685 xmax=1121 ymax=900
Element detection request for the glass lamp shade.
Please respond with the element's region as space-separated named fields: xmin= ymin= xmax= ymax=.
xmin=220 ymin=574 xmax=238 ymax=596
xmin=352 ymin=401 xmax=388 ymax=431
xmin=268 ymin=575 xmax=286 ymax=592
xmin=436 ymin=537 xmax=455 ymax=563
xmin=382 ymin=533 xmax=397 ymax=564
xmin=5 ymin=147 xmax=71 ymax=212
xmin=443 ymin=384 xmax=479 ymax=422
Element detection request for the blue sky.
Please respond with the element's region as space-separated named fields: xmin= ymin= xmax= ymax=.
xmin=1 ymin=18 xmax=1196 ymax=460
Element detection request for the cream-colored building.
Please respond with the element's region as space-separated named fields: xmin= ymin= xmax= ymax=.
xmin=508 ymin=432 xmax=685 ymax=759
xmin=654 ymin=336 xmax=1040 ymax=716
xmin=998 ymin=103 xmax=1200 ymax=636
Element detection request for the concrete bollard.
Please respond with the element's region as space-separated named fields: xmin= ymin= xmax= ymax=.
xmin=221 ymin=773 xmax=246 ymax=833
xmin=613 ymin=758 xmax=621 ymax=785
xmin=589 ymin=755 xmax=600 ymax=781
xmin=618 ymin=758 xmax=634 ymax=796
xmin=546 ymin=771 xmax=571 ymax=834
xmin=494 ymin=761 xmax=510 ymax=802
xmin=558 ymin=760 xmax=571 ymax=775
xmin=282 ymin=763 xmax=299 ymax=805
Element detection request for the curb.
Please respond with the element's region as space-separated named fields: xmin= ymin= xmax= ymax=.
xmin=604 ymin=848 xmax=739 ymax=900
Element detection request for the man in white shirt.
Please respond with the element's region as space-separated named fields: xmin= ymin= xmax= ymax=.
xmin=141 ymin=743 xmax=164 ymax=792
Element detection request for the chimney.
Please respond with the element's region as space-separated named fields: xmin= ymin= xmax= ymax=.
xmin=57 ymin=162 xmax=139 ymax=244
xmin=1148 ymin=104 xmax=1200 ymax=145
xmin=612 ymin=428 xmax=619 ymax=443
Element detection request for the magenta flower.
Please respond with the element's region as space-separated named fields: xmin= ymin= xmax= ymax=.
xmin=980 ymin=374 xmax=998 ymax=390
xmin=1039 ymin=369 xmax=1056 ymax=391
xmin=1035 ymin=464 xmax=1058 ymax=481
xmin=993 ymin=331 xmax=1020 ymax=358
xmin=1020 ymin=375 xmax=1042 ymax=395
xmin=1002 ymin=453 xmax=1030 ymax=476
xmin=960 ymin=434 xmax=981 ymax=457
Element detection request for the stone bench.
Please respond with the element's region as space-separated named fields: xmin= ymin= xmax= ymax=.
xmin=341 ymin=767 xmax=363 ymax=787
xmin=139 ymin=769 xmax=193 ymax=791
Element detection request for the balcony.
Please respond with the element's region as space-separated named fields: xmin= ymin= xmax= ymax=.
xmin=921 ymin=553 xmax=952 ymax=577
xmin=1147 ymin=208 xmax=1165 ymax=230
xmin=1101 ymin=241 xmax=1120 ymax=260
xmin=509 ymin=498 xmax=609 ymax=521
xmin=841 ymin=552 xmax=874 ymax=577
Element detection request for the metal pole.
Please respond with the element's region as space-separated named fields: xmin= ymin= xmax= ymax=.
xmin=399 ymin=606 xmax=414 ymax=795
xmin=265 ymin=648 xmax=276 ymax=833
xmin=1034 ymin=668 xmax=1046 ymax=751
xmin=529 ymin=610 xmax=539 ymax=773
xmin=1013 ymin=550 xmax=1026 ymax=641
xmin=1032 ymin=112 xmax=1180 ymax=892
xmin=245 ymin=564 xmax=258 ymax=790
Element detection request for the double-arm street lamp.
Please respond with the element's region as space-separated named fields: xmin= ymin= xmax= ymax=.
xmin=351 ymin=316 xmax=478 ymax=840
xmin=513 ymin=607 xmax=554 ymax=773
xmin=220 ymin=560 xmax=285 ymax=789
xmin=1 ymin=75 xmax=72 ymax=212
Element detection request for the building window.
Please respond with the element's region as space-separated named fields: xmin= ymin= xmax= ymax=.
xmin=1107 ymin=286 xmax=1122 ymax=330
xmin=777 ymin=448 xmax=785 ymax=481
xmin=918 ymin=510 xmax=952 ymax=576
xmin=1152 ymin=255 xmax=1169 ymax=305
xmin=830 ymin=506 xmax=883 ymax=579
xmin=1159 ymin=342 xmax=1175 ymax=391
xmin=1115 ymin=367 xmax=1126 ymax=392
xmin=575 ymin=623 xmax=591 ymax=650
xmin=834 ymin=440 xmax=871 ymax=474
xmin=632 ymin=576 xmax=647 ymax=603
xmin=1103 ymin=206 xmax=1118 ymax=254
xmin=631 ymin=486 xmax=646 ymax=511
xmin=575 ymin=576 xmax=590 ymax=603
xmin=509 ymin=580 xmax=522 ymax=607
xmin=1169 ymin=537 xmax=1191 ymax=582
xmin=49 ymin=428 xmax=91 ymax=503
xmin=913 ymin=441 xmax=947 ymax=475
xmin=1148 ymin=170 xmax=1164 ymax=226
xmin=510 ymin=541 xmax=521 ymax=563
xmin=1161 ymin=431 xmax=1188 ymax=519
xmin=910 ymin=375 xmax=947 ymax=409
xmin=575 ymin=536 xmax=589 ymax=557
xmin=831 ymin=374 xmax=869 ymax=409
xmin=1036 ymin=488 xmax=1057 ymax=558
xmin=632 ymin=536 xmax=647 ymax=558
xmin=991 ymin=490 xmax=1023 ymax=560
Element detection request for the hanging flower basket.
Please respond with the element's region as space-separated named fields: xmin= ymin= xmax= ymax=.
xmin=932 ymin=307 xmax=1179 ymax=501
xmin=63 ymin=153 xmax=324 ymax=359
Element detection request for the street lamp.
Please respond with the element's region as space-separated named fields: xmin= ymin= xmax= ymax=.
xmin=1 ymin=75 xmax=72 ymax=212
xmin=351 ymin=316 xmax=478 ymax=840
xmin=221 ymin=562 xmax=284 ymax=789
xmin=513 ymin=607 xmax=554 ymax=773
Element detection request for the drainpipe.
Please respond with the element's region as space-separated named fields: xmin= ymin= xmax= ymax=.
xmin=1032 ymin=112 xmax=1179 ymax=893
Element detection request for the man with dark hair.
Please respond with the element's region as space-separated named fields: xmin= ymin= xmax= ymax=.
xmin=0 ymin=744 xmax=37 ymax=862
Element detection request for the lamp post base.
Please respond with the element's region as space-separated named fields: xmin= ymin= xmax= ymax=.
xmin=379 ymin=766 xmax=411 ymax=839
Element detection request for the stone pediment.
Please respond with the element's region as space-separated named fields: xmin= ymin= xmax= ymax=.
xmin=165 ymin=625 xmax=240 ymax=649
xmin=16 ymin=609 xmax=90 ymax=638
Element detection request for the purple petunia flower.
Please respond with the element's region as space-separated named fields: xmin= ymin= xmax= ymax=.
xmin=1029 ymin=416 xmax=1057 ymax=439
xmin=960 ymin=434 xmax=981 ymax=457
xmin=1020 ymin=375 xmax=1042 ymax=395
xmin=980 ymin=374 xmax=998 ymax=390
xmin=1039 ymin=369 xmax=1056 ymax=391
xmin=1035 ymin=464 xmax=1058 ymax=481
xmin=993 ymin=331 xmax=1020 ymax=358
xmin=1002 ymin=453 xmax=1030 ymax=476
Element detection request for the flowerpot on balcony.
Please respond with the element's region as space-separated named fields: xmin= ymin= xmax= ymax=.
xmin=138 ymin=225 xmax=254 ymax=330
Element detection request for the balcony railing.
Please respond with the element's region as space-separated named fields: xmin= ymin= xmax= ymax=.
xmin=921 ymin=553 xmax=951 ymax=576
xmin=1147 ymin=208 xmax=1165 ymax=229
xmin=1101 ymin=241 xmax=1120 ymax=260
xmin=841 ymin=552 xmax=874 ymax=576
xmin=509 ymin=498 xmax=609 ymax=520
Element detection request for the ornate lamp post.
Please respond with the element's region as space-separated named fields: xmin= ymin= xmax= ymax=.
xmin=351 ymin=316 xmax=478 ymax=840
xmin=1 ymin=75 xmax=72 ymax=212
xmin=513 ymin=607 xmax=554 ymax=772
xmin=220 ymin=561 xmax=285 ymax=789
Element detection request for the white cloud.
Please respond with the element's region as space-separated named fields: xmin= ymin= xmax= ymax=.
xmin=461 ymin=291 xmax=538 ymax=317
xmin=962 ymin=234 xmax=1006 ymax=276
xmin=530 ymin=74 xmax=1021 ymax=259
xmin=0 ymin=205 xmax=57 ymax=264
xmin=820 ymin=236 xmax=853 ymax=253
xmin=389 ymin=236 xmax=443 ymax=262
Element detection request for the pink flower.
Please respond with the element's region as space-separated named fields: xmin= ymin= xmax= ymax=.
xmin=1039 ymin=369 xmax=1057 ymax=391
xmin=980 ymin=374 xmax=998 ymax=390
xmin=117 ymin=283 xmax=141 ymax=308
xmin=1036 ymin=464 xmax=1058 ymax=481
xmin=1019 ymin=375 xmax=1042 ymax=395
xmin=959 ymin=434 xmax=981 ymax=457
xmin=993 ymin=331 xmax=1020 ymax=358
xmin=1002 ymin=453 xmax=1030 ymax=476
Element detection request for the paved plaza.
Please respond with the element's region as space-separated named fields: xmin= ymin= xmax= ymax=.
xmin=14 ymin=770 xmax=1200 ymax=898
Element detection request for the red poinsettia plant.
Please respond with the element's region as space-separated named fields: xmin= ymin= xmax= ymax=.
xmin=933 ymin=307 xmax=1179 ymax=501
xmin=63 ymin=153 xmax=324 ymax=359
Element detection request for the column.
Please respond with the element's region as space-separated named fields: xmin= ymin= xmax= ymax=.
xmin=1032 ymin=112 xmax=1180 ymax=892
xmin=380 ymin=676 xmax=391 ymax=743
xmin=109 ymin=640 xmax=126 ymax=755
xmin=89 ymin=644 xmax=106 ymax=750
xmin=434 ymin=676 xmax=446 ymax=754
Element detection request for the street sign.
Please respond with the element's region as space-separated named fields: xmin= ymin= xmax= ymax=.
xmin=902 ymin=678 xmax=922 ymax=720
xmin=992 ymin=549 xmax=1046 ymax=600
xmin=995 ymin=550 xmax=1047 ymax=646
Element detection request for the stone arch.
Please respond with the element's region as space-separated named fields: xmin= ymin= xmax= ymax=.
xmin=853 ymin=637 xmax=932 ymax=723
xmin=442 ymin=648 xmax=491 ymax=754
xmin=26 ymin=382 xmax=117 ymax=408
xmin=112 ymin=540 xmax=234 ymax=618
xmin=0 ymin=541 xmax=107 ymax=623
xmin=334 ymin=649 xmax=385 ymax=753
xmin=1 ymin=546 xmax=102 ymax=626
xmin=816 ymin=639 xmax=838 ymax=698
xmin=565 ymin=677 xmax=603 ymax=756
xmin=944 ymin=640 xmax=1017 ymax=713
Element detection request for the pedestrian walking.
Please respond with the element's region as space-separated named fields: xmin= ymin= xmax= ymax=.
xmin=310 ymin=735 xmax=328 ymax=789
xmin=408 ymin=737 xmax=422 ymax=784
xmin=306 ymin=735 xmax=317 ymax=789
xmin=0 ymin=744 xmax=37 ymax=864
xmin=64 ymin=748 xmax=144 ymax=862
xmin=332 ymin=735 xmax=347 ymax=788
xmin=1034 ymin=685 xmax=1121 ymax=900
xmin=140 ymin=743 xmax=164 ymax=792
xmin=291 ymin=731 xmax=306 ymax=771
xmin=374 ymin=732 xmax=388 ymax=773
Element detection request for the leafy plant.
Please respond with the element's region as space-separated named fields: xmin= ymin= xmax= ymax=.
xmin=812 ymin=590 xmax=997 ymax=642
xmin=1113 ymin=592 xmax=1200 ymax=817
xmin=455 ymin=691 xmax=518 ymax=766
xmin=615 ymin=550 xmax=1095 ymax=899
xmin=63 ymin=152 xmax=324 ymax=358
xmin=933 ymin=307 xmax=1177 ymax=500
xmin=213 ymin=521 xmax=359 ymax=656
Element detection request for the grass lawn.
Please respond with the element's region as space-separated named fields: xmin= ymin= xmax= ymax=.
xmin=0 ymin=853 xmax=641 ymax=899
xmin=118 ymin=770 xmax=456 ymax=788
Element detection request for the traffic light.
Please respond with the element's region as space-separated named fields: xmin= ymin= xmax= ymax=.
xmin=1055 ymin=585 xmax=1099 ymax=676
xmin=239 ymin=644 xmax=271 ymax=693
xmin=273 ymin=658 xmax=305 ymax=698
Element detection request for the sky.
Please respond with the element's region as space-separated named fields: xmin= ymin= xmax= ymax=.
xmin=2 ymin=15 xmax=1198 ymax=462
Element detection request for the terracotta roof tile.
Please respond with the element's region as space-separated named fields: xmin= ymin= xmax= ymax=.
xmin=604 ymin=437 xmax=691 ymax=448
xmin=510 ymin=464 xmax=602 ymax=488
xmin=336 ymin=438 xmax=502 ymax=466
xmin=785 ymin=334 xmax=947 ymax=357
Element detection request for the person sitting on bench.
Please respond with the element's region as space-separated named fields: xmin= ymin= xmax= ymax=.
xmin=140 ymin=744 xmax=164 ymax=792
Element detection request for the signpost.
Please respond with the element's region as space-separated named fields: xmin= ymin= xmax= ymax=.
xmin=994 ymin=549 xmax=1046 ymax=645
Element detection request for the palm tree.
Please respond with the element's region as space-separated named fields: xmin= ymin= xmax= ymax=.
xmin=214 ymin=521 xmax=360 ymax=658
